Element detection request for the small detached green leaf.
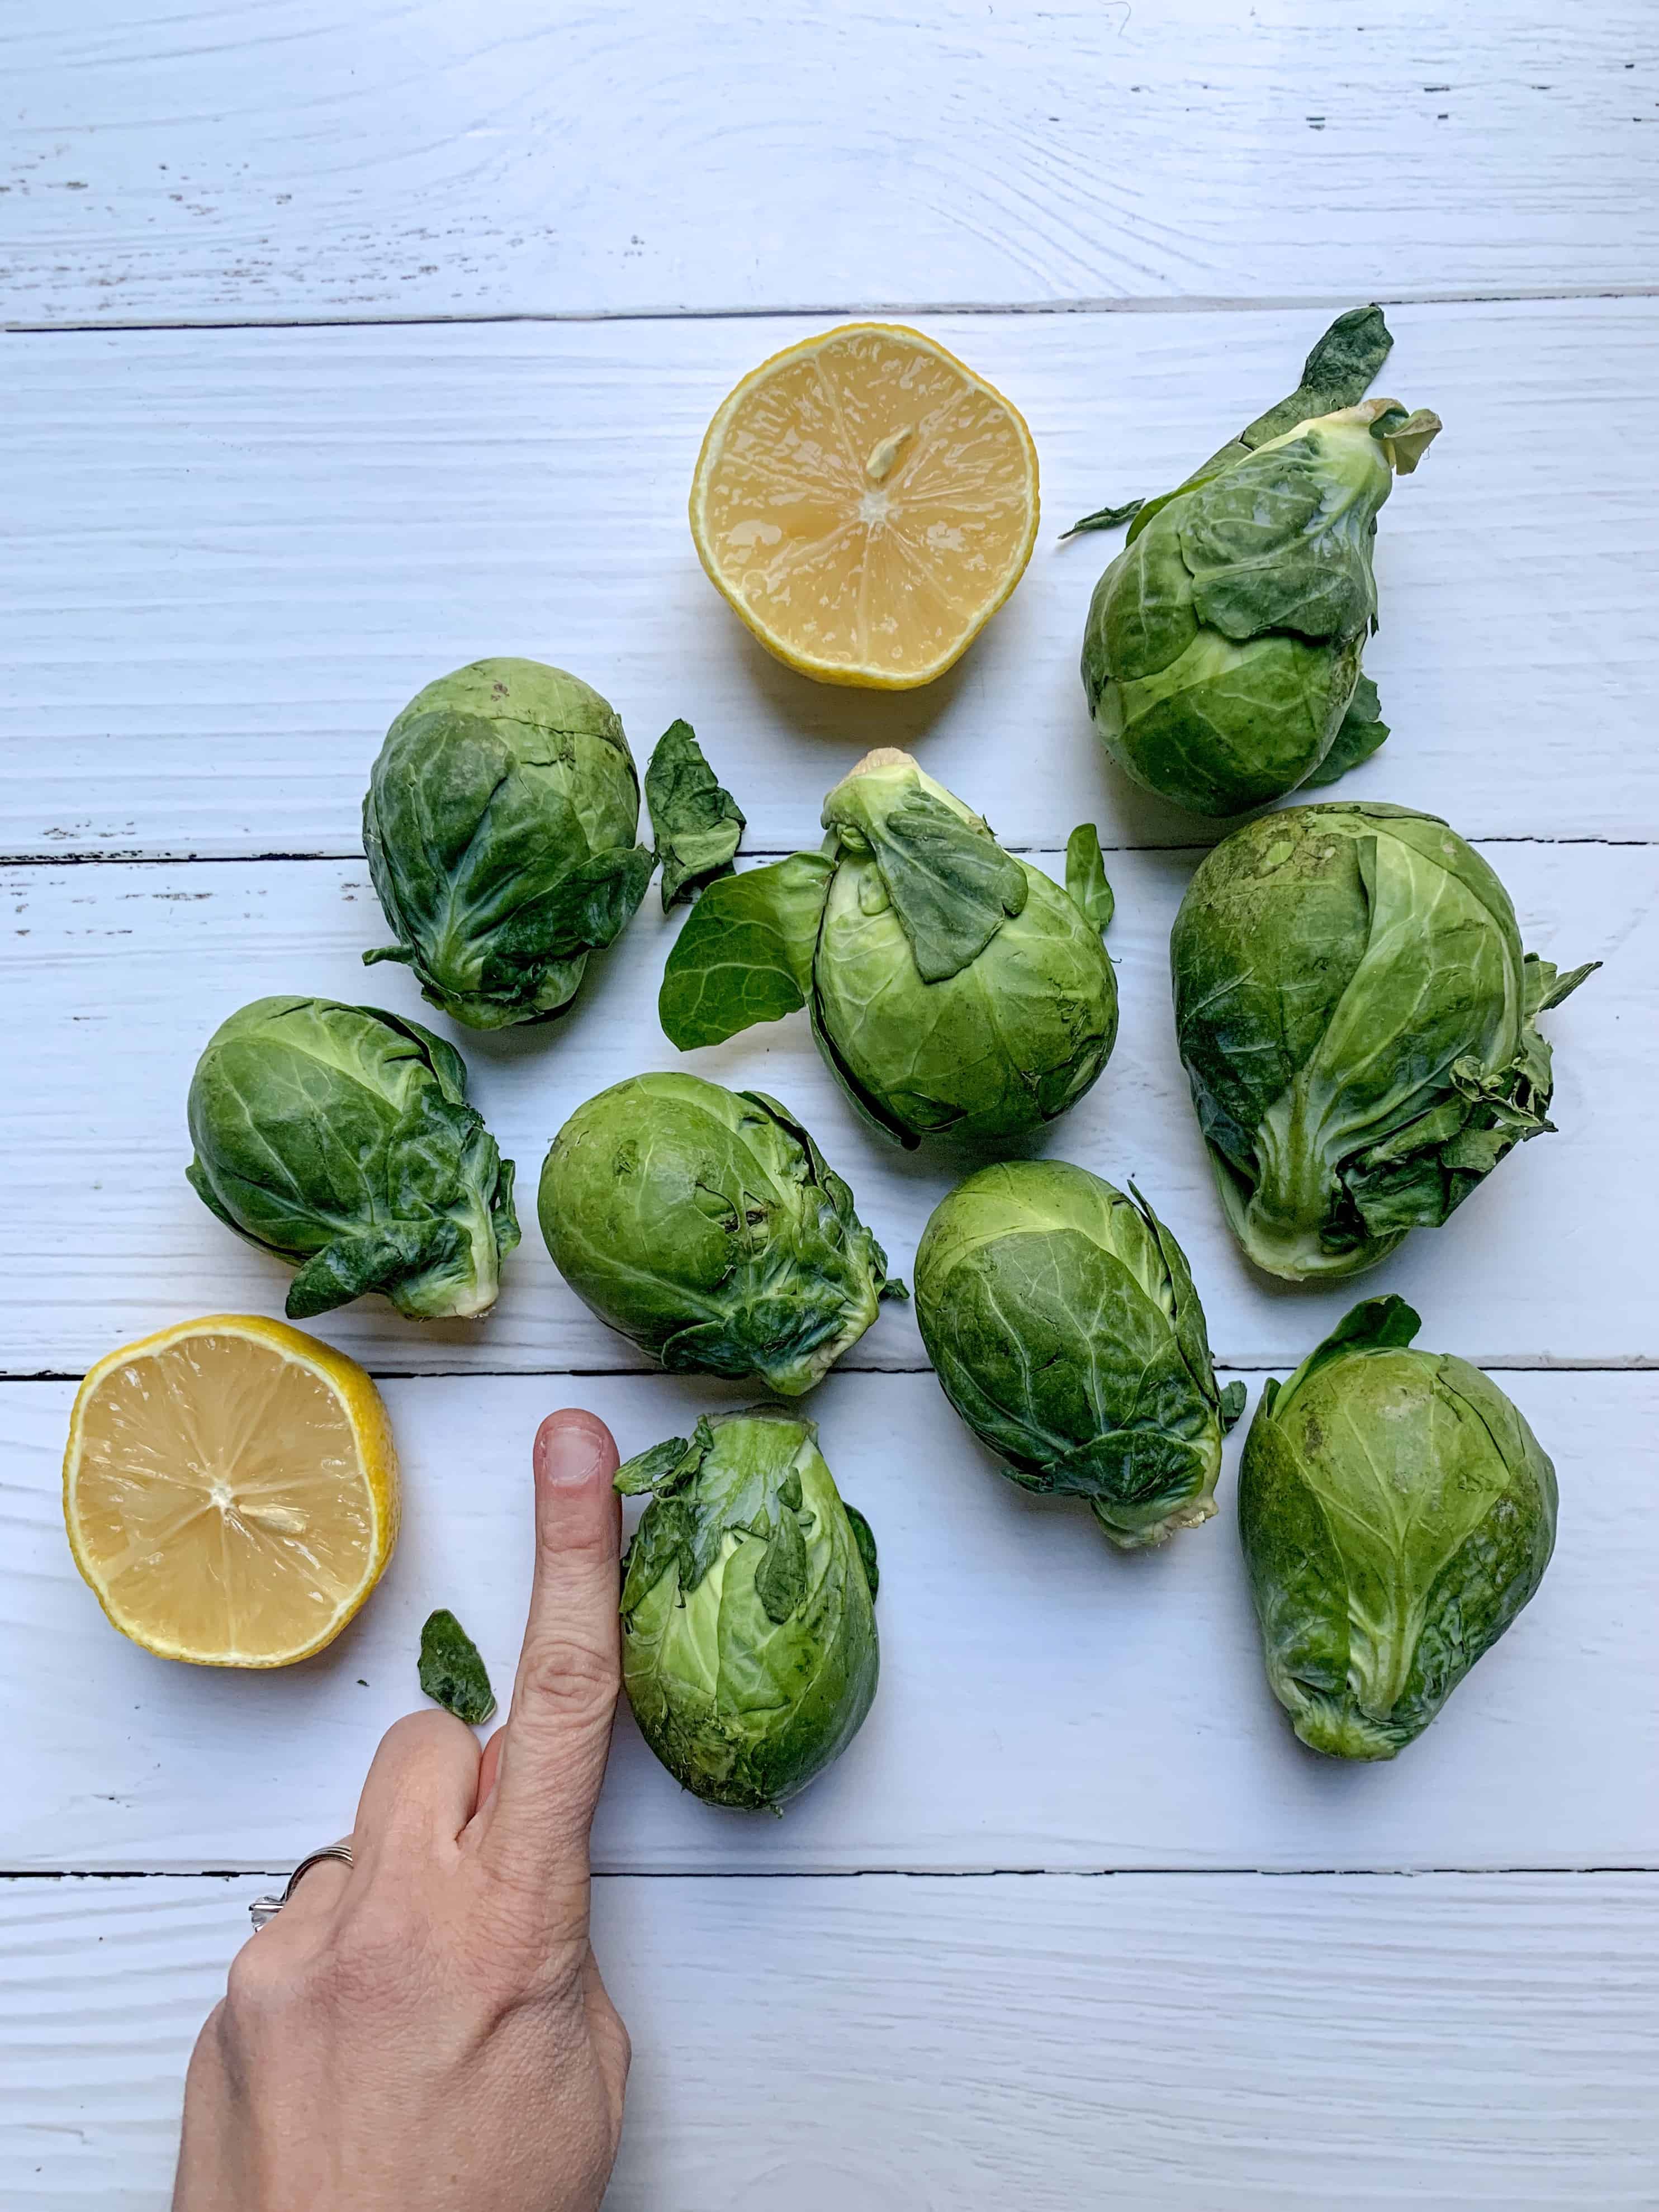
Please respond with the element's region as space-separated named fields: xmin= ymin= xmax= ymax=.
xmin=1060 ymin=497 xmax=1145 ymax=541
xmin=645 ymin=719 xmax=747 ymax=912
xmin=658 ymin=852 xmax=833 ymax=1050
xmin=1218 ymin=1379 xmax=1248 ymax=1432
xmin=418 ymin=1608 xmax=496 ymax=1726
xmin=1064 ymin=824 xmax=1115 ymax=936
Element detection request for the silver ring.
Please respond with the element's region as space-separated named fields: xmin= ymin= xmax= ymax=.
xmin=248 ymin=1838 xmax=355 ymax=1931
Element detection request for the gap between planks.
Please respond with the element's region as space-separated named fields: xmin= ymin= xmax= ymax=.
xmin=11 ymin=1362 xmax=1659 ymax=1385
xmin=5 ymin=837 xmax=1654 ymax=870
xmin=10 ymin=282 xmax=1659 ymax=339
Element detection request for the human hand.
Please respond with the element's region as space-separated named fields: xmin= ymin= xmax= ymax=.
xmin=173 ymin=1409 xmax=630 ymax=2212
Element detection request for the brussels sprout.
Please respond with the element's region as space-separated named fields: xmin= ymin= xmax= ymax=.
xmin=1079 ymin=308 xmax=1439 ymax=817
xmin=615 ymin=1408 xmax=879 ymax=1810
xmin=914 ymin=1161 xmax=1244 ymax=1549
xmin=1171 ymin=801 xmax=1598 ymax=1282
xmin=1239 ymin=1295 xmax=1557 ymax=1760
xmin=538 ymin=1073 xmax=905 ymax=1394
xmin=362 ymin=657 xmax=655 ymax=1029
xmin=186 ymin=996 xmax=519 ymax=1320
xmin=659 ymin=748 xmax=1118 ymax=1147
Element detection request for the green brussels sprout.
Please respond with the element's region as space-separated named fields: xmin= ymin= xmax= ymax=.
xmin=914 ymin=1160 xmax=1245 ymax=1549
xmin=1170 ymin=801 xmax=1598 ymax=1282
xmin=186 ymin=995 xmax=519 ymax=1320
xmin=538 ymin=1073 xmax=905 ymax=1395
xmin=659 ymin=748 xmax=1118 ymax=1147
xmin=362 ymin=657 xmax=655 ymax=1029
xmin=1239 ymin=1295 xmax=1557 ymax=1760
xmin=615 ymin=1408 xmax=879 ymax=1810
xmin=1079 ymin=310 xmax=1439 ymax=818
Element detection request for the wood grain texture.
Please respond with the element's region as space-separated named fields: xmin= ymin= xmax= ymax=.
xmin=3 ymin=1871 xmax=1655 ymax=2208
xmin=6 ymin=1369 xmax=1655 ymax=1873
xmin=0 ymin=839 xmax=1632 ymax=1376
xmin=4 ymin=2 xmax=1657 ymax=326
xmin=4 ymin=298 xmax=1657 ymax=859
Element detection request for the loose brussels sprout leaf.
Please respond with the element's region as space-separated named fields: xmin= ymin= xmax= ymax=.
xmin=1239 ymin=1299 xmax=1557 ymax=1759
xmin=1217 ymin=1380 xmax=1248 ymax=1431
xmin=418 ymin=1609 xmax=496 ymax=1726
xmin=540 ymin=1074 xmax=902 ymax=1395
xmin=658 ymin=852 xmax=833 ymax=1050
xmin=1064 ymin=824 xmax=1115 ymax=935
xmin=662 ymin=751 xmax=1118 ymax=1146
xmin=186 ymin=996 xmax=519 ymax=1320
xmin=1240 ymin=304 xmax=1395 ymax=448
xmin=1081 ymin=342 xmax=1432 ymax=818
xmin=361 ymin=659 xmax=653 ymax=1031
xmin=644 ymin=719 xmax=746 ymax=911
xmin=1063 ymin=307 xmax=1394 ymax=542
xmin=914 ymin=1160 xmax=1231 ymax=1550
xmin=1060 ymin=497 xmax=1145 ymax=540
xmin=1171 ymin=803 xmax=1598 ymax=1280
xmin=617 ymin=1409 xmax=879 ymax=1810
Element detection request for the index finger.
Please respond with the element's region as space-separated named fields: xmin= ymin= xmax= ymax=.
xmin=471 ymin=1408 xmax=622 ymax=1887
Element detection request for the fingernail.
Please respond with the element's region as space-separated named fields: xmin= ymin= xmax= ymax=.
xmin=535 ymin=1411 xmax=614 ymax=1489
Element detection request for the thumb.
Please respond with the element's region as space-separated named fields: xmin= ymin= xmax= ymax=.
xmin=473 ymin=1408 xmax=622 ymax=1885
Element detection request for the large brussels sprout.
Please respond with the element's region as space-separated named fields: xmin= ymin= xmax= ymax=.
xmin=1240 ymin=1295 xmax=1557 ymax=1760
xmin=186 ymin=996 xmax=519 ymax=1320
xmin=538 ymin=1073 xmax=904 ymax=1395
xmin=1078 ymin=310 xmax=1440 ymax=818
xmin=914 ymin=1161 xmax=1244 ymax=1548
xmin=1171 ymin=801 xmax=1598 ymax=1282
xmin=615 ymin=1408 xmax=879 ymax=1810
xmin=362 ymin=658 xmax=654 ymax=1029
xmin=660 ymin=748 xmax=1117 ymax=1146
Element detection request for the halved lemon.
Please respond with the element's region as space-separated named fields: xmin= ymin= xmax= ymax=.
xmin=689 ymin=322 xmax=1040 ymax=689
xmin=63 ymin=1316 xmax=399 ymax=1668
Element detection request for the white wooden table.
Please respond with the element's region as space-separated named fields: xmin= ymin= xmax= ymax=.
xmin=5 ymin=6 xmax=1658 ymax=2205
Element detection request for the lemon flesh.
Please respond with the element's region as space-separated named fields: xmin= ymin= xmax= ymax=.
xmin=63 ymin=1316 xmax=399 ymax=1668
xmin=690 ymin=322 xmax=1039 ymax=690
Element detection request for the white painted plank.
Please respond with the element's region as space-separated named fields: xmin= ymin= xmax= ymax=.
xmin=5 ymin=2 xmax=1657 ymax=326
xmin=0 ymin=840 xmax=1636 ymax=1375
xmin=2 ymin=1871 xmax=1655 ymax=2209
xmin=4 ymin=297 xmax=1657 ymax=858
xmin=4 ymin=1369 xmax=1655 ymax=1872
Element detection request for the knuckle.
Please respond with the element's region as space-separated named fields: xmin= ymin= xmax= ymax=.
xmin=225 ymin=1933 xmax=306 ymax=2025
xmin=518 ymin=1634 xmax=617 ymax=1726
